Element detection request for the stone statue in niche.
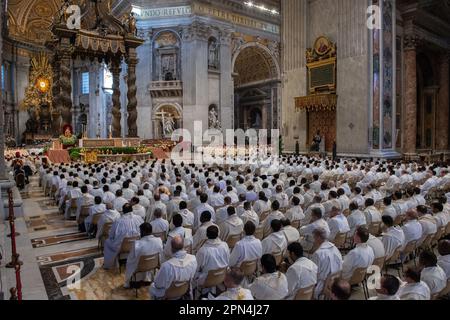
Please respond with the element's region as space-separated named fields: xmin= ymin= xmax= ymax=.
xmin=208 ymin=39 xmax=219 ymax=69
xmin=209 ymin=106 xmax=221 ymax=129
xmin=163 ymin=115 xmax=175 ymax=137
xmin=161 ymin=54 xmax=176 ymax=81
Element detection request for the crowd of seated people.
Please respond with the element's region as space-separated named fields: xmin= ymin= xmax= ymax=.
xmin=40 ymin=155 xmax=450 ymax=300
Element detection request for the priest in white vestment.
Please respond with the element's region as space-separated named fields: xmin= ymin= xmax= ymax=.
xmin=124 ymin=223 xmax=163 ymax=288
xmin=398 ymin=268 xmax=431 ymax=300
xmin=248 ymin=254 xmax=288 ymax=300
xmin=311 ymin=228 xmax=343 ymax=299
xmin=164 ymin=214 xmax=193 ymax=261
xmin=299 ymin=208 xmax=331 ymax=251
xmin=214 ymin=268 xmax=254 ymax=300
xmin=285 ymin=242 xmax=318 ymax=300
xmin=194 ymin=225 xmax=230 ymax=288
xmin=341 ymin=226 xmax=374 ymax=280
xmin=96 ymin=203 xmax=121 ymax=240
xmin=261 ymin=220 xmax=288 ymax=256
xmin=192 ymin=211 xmax=219 ymax=254
xmin=437 ymin=240 xmax=450 ymax=280
xmin=327 ymin=206 xmax=350 ymax=242
xmin=103 ymin=204 xmax=144 ymax=270
xmin=419 ymin=250 xmax=447 ymax=295
xmin=219 ymin=206 xmax=244 ymax=242
xmin=229 ymin=221 xmax=263 ymax=268
xmin=150 ymin=236 xmax=198 ymax=299
xmin=380 ymin=215 xmax=405 ymax=260
xmin=369 ymin=274 xmax=401 ymax=300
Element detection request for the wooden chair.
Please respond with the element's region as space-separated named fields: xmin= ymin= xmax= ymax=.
xmin=436 ymin=280 xmax=450 ymax=299
xmin=68 ymin=198 xmax=78 ymax=218
xmin=254 ymin=225 xmax=264 ymax=241
xmin=294 ymin=285 xmax=315 ymax=300
xmin=226 ymin=234 xmax=242 ymax=250
xmin=401 ymin=240 xmax=418 ymax=267
xmin=132 ymin=253 xmax=160 ymax=298
xmin=418 ymin=233 xmax=434 ymax=252
xmin=153 ymin=231 xmax=167 ymax=243
xmin=394 ymin=215 xmax=405 ymax=226
xmin=50 ymin=185 xmax=58 ymax=201
xmin=91 ymin=213 xmax=104 ymax=226
xmin=371 ymin=256 xmax=385 ymax=274
xmin=196 ymin=268 xmax=227 ymax=297
xmin=164 ymin=281 xmax=190 ymax=300
xmin=260 ymin=210 xmax=271 ymax=222
xmin=368 ymin=222 xmax=381 ymax=236
xmin=332 ymin=232 xmax=348 ymax=249
xmin=291 ymin=220 xmax=301 ymax=229
xmin=118 ymin=236 xmax=139 ymax=272
xmin=77 ymin=206 xmax=92 ymax=225
xmin=272 ymin=250 xmax=284 ymax=267
xmin=384 ymin=247 xmax=402 ymax=277
xmin=240 ymin=260 xmax=258 ymax=278
xmin=348 ymin=267 xmax=369 ymax=300
xmin=432 ymin=227 xmax=445 ymax=246
xmin=319 ymin=271 xmax=342 ymax=300
xmin=98 ymin=222 xmax=113 ymax=250
xmin=445 ymin=222 xmax=450 ymax=236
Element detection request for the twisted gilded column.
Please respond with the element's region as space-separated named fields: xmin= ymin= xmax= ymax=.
xmin=57 ymin=38 xmax=73 ymax=127
xmin=111 ymin=59 xmax=122 ymax=137
xmin=126 ymin=49 xmax=138 ymax=137
xmin=403 ymin=35 xmax=420 ymax=155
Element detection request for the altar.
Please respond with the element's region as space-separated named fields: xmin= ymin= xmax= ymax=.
xmin=79 ymin=138 xmax=141 ymax=148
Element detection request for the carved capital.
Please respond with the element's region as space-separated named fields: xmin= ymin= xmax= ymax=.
xmin=403 ymin=35 xmax=421 ymax=51
xmin=219 ymin=29 xmax=233 ymax=46
xmin=182 ymin=21 xmax=209 ymax=42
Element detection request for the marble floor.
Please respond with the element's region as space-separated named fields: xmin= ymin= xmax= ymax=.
xmin=1 ymin=175 xmax=414 ymax=300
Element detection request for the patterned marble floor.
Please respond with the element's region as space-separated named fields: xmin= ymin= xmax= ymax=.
xmin=10 ymin=176 xmax=151 ymax=300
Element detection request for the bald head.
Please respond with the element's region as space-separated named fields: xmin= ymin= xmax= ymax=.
xmin=331 ymin=278 xmax=351 ymax=300
xmin=171 ymin=236 xmax=184 ymax=253
xmin=406 ymin=209 xmax=418 ymax=221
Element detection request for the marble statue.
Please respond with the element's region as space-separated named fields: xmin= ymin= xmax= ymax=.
xmin=208 ymin=40 xmax=219 ymax=69
xmin=209 ymin=107 xmax=221 ymax=129
xmin=163 ymin=115 xmax=175 ymax=136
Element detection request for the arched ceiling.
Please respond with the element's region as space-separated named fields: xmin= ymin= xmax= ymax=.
xmin=6 ymin=0 xmax=131 ymax=46
xmin=233 ymin=45 xmax=278 ymax=87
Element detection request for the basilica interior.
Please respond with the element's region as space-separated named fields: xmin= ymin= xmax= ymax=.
xmin=0 ymin=0 xmax=449 ymax=302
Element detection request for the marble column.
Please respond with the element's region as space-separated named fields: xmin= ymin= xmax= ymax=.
xmin=436 ymin=52 xmax=449 ymax=151
xmin=403 ymin=35 xmax=419 ymax=155
xmin=219 ymin=29 xmax=233 ymax=130
xmin=0 ymin=1 xmax=5 ymax=180
xmin=111 ymin=59 xmax=122 ymax=137
xmin=126 ymin=49 xmax=139 ymax=137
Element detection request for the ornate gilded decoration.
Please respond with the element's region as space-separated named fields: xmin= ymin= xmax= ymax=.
xmin=295 ymin=94 xmax=338 ymax=112
xmin=22 ymin=52 xmax=54 ymax=112
xmin=306 ymin=36 xmax=337 ymax=63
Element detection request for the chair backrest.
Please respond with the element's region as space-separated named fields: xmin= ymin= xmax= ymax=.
xmin=272 ymin=250 xmax=284 ymax=266
xmin=369 ymin=222 xmax=381 ymax=236
xmin=438 ymin=279 xmax=450 ymax=297
xmin=294 ymin=284 xmax=315 ymax=300
xmin=70 ymin=198 xmax=78 ymax=209
xmin=101 ymin=222 xmax=113 ymax=239
xmin=202 ymin=268 xmax=227 ymax=288
xmin=120 ymin=236 xmax=139 ymax=254
xmin=260 ymin=210 xmax=271 ymax=222
xmin=164 ymin=281 xmax=189 ymax=300
xmin=420 ymin=233 xmax=434 ymax=249
xmin=386 ymin=247 xmax=401 ymax=264
xmin=291 ymin=220 xmax=301 ymax=229
xmin=372 ymin=256 xmax=385 ymax=270
xmin=394 ymin=215 xmax=405 ymax=226
xmin=184 ymin=244 xmax=192 ymax=254
xmin=402 ymin=240 xmax=417 ymax=256
xmin=332 ymin=232 xmax=347 ymax=248
xmin=434 ymin=227 xmax=445 ymax=242
xmin=254 ymin=226 xmax=264 ymax=241
xmin=91 ymin=213 xmax=104 ymax=225
xmin=136 ymin=253 xmax=160 ymax=273
xmin=348 ymin=267 xmax=367 ymax=286
xmin=240 ymin=260 xmax=258 ymax=277
xmin=226 ymin=234 xmax=242 ymax=249
xmin=153 ymin=231 xmax=167 ymax=242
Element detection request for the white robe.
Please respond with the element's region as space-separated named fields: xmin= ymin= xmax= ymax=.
xmin=262 ymin=211 xmax=285 ymax=237
xmin=365 ymin=206 xmax=382 ymax=225
xmin=261 ymin=231 xmax=288 ymax=255
xmin=299 ymin=219 xmax=331 ymax=251
xmin=229 ymin=236 xmax=263 ymax=267
xmin=248 ymin=272 xmax=289 ymax=300
xmin=367 ymin=234 xmax=386 ymax=259
xmin=438 ymin=254 xmax=450 ymax=280
xmin=103 ymin=213 xmax=144 ymax=269
xmin=285 ymin=206 xmax=305 ymax=224
xmin=311 ymin=241 xmax=343 ymax=299
xmin=192 ymin=221 xmax=219 ymax=254
xmin=163 ymin=227 xmax=193 ymax=261
xmin=195 ymin=239 xmax=230 ymax=286
xmin=215 ymin=287 xmax=254 ymax=300
xmin=421 ymin=266 xmax=447 ymax=294
xmin=283 ymin=226 xmax=300 ymax=244
xmin=327 ymin=214 xmax=350 ymax=242
xmin=150 ymin=251 xmax=198 ymax=299
xmin=150 ymin=218 xmax=169 ymax=234
xmin=286 ymin=257 xmax=318 ymax=300
xmin=96 ymin=209 xmax=121 ymax=239
xmin=124 ymin=235 xmax=164 ymax=286
xmin=240 ymin=209 xmax=259 ymax=227
xmin=347 ymin=210 xmax=367 ymax=236
xmin=398 ymin=281 xmax=431 ymax=300
xmin=219 ymin=215 xmax=244 ymax=241
xmin=341 ymin=243 xmax=375 ymax=280
xmin=381 ymin=226 xmax=405 ymax=259
xmin=402 ymin=220 xmax=423 ymax=245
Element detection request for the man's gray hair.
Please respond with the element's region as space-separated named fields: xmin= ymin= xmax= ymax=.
xmin=313 ymin=227 xmax=328 ymax=241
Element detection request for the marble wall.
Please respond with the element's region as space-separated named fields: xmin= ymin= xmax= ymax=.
xmin=281 ymin=0 xmax=370 ymax=155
